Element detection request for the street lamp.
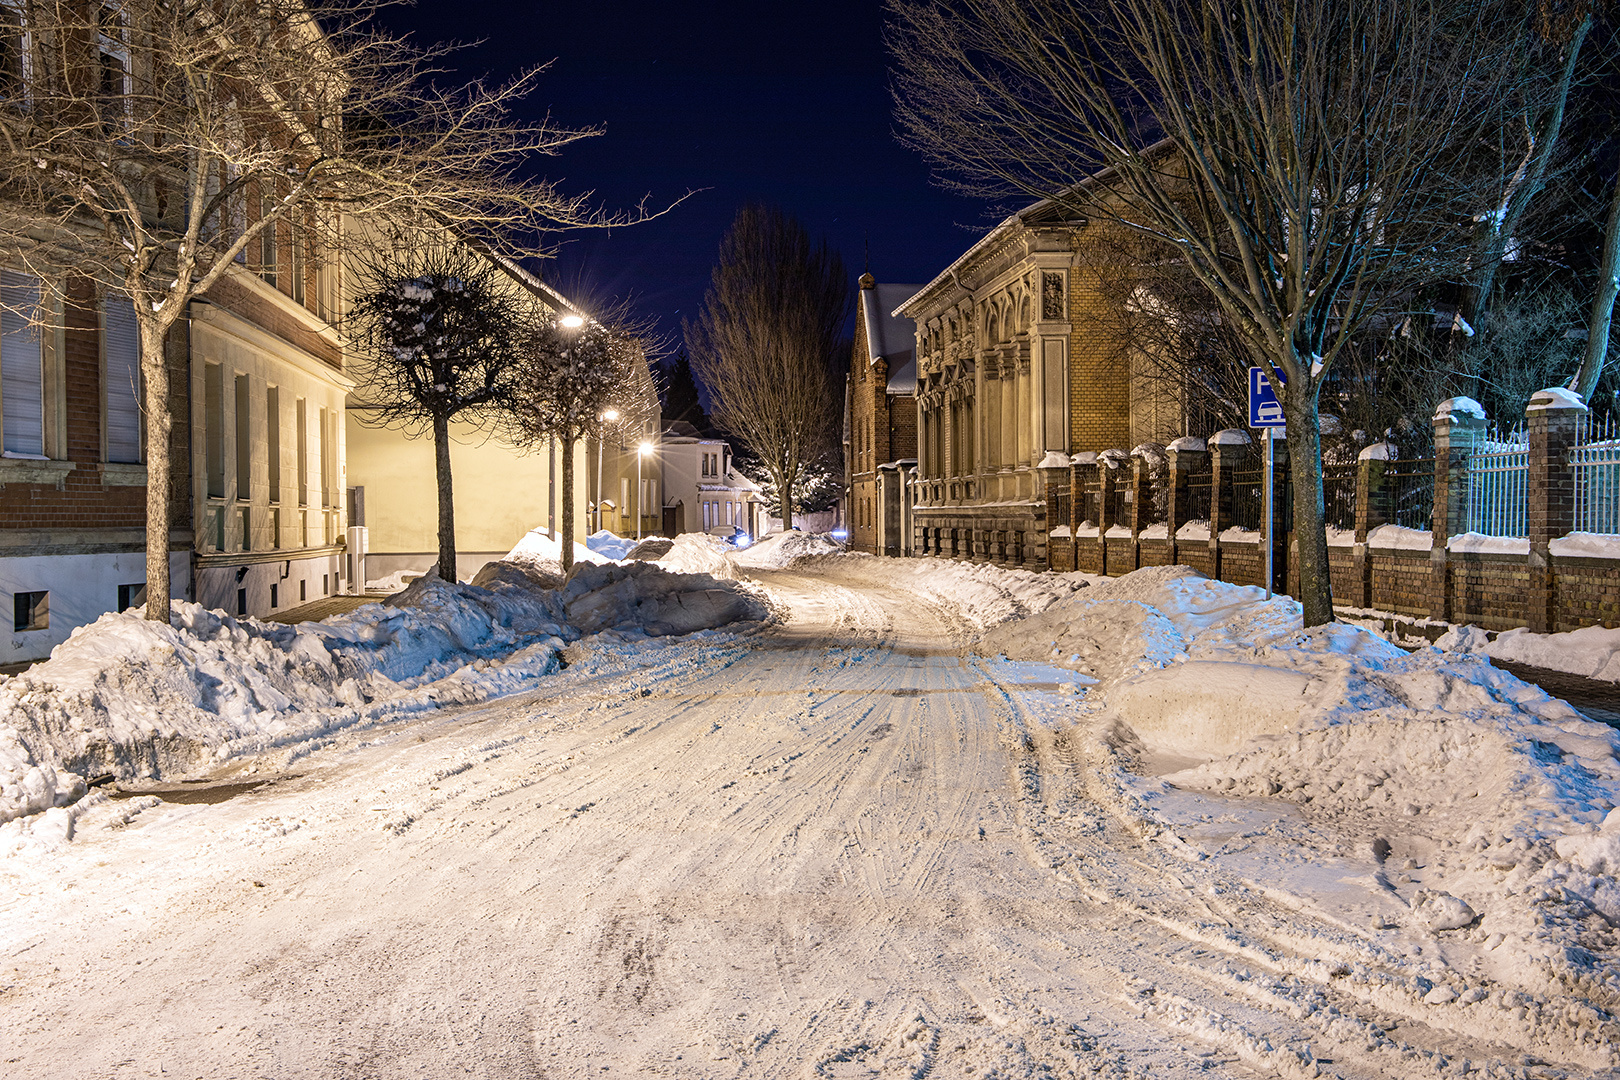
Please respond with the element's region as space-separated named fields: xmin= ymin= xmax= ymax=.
xmin=596 ymin=407 xmax=620 ymax=534
xmin=559 ymin=313 xmax=584 ymax=329
xmin=637 ymin=440 xmax=655 ymax=541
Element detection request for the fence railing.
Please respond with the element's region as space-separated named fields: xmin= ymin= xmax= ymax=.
xmin=1050 ymin=486 xmax=1071 ymax=530
xmin=1228 ymin=466 xmax=1265 ymax=531
xmin=1184 ymin=467 xmax=1213 ymax=524
xmin=1322 ymin=463 xmax=1358 ymax=532
xmin=1574 ymin=414 xmax=1620 ymax=536
xmin=1466 ymin=433 xmax=1530 ymax=538
xmin=1387 ymin=458 xmax=1435 ymax=531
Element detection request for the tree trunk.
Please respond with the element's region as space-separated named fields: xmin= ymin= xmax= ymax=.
xmin=433 ymin=411 xmax=457 ymax=582
xmin=140 ymin=320 xmax=173 ymax=623
xmin=561 ymin=434 xmax=576 ymax=574
xmin=776 ymin=472 xmax=792 ymax=532
xmin=1574 ymin=170 xmax=1620 ymax=401
xmin=1283 ymin=380 xmax=1334 ymax=628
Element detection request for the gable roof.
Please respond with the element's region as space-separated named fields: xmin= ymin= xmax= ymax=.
xmin=859 ymin=278 xmax=923 ymax=395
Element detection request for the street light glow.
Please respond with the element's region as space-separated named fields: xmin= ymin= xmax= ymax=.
xmin=559 ymin=313 xmax=584 ymax=329
xmin=638 ymin=440 xmax=655 ymax=456
xmin=602 ymin=408 xmax=620 ymax=423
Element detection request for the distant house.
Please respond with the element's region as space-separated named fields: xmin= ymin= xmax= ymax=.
xmin=345 ymin=258 xmax=659 ymax=583
xmin=656 ymin=422 xmax=762 ymax=539
xmin=845 ymin=273 xmax=921 ymax=557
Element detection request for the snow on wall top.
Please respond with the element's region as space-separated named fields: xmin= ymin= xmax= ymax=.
xmin=1209 ymin=428 xmax=1252 ymax=446
xmin=860 ymin=280 xmax=923 ymax=395
xmin=1433 ymin=396 xmax=1486 ymax=422
xmin=1528 ymin=386 xmax=1587 ymax=412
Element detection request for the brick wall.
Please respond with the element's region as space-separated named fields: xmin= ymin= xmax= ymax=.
xmin=0 ymin=280 xmax=190 ymax=537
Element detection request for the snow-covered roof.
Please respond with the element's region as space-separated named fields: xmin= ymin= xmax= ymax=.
xmin=860 ymin=278 xmax=922 ymax=395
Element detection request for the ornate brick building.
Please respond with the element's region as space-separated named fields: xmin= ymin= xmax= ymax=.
xmin=845 ymin=274 xmax=920 ymax=556
xmin=896 ymin=197 xmax=1182 ymax=567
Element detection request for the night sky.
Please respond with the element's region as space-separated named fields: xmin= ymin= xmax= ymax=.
xmin=372 ymin=1 xmax=993 ymax=345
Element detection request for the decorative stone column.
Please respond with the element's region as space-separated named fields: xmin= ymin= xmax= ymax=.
xmin=1526 ymin=388 xmax=1586 ymax=633
xmin=1429 ymin=397 xmax=1488 ymax=621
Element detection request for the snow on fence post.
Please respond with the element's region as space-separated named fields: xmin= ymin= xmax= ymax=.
xmin=1430 ymin=398 xmax=1487 ymax=621
xmin=1208 ymin=429 xmax=1250 ymax=584
xmin=1097 ymin=450 xmax=1125 ymax=576
xmin=1166 ymin=437 xmax=1206 ymax=566
xmin=1526 ymin=388 xmax=1587 ymax=633
xmin=1354 ymin=441 xmax=1396 ymax=608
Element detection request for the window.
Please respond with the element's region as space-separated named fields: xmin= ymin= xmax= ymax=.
xmin=234 ymin=373 xmax=250 ymax=499
xmin=259 ymin=182 xmax=279 ymax=287
xmin=204 ymin=362 xmax=224 ymax=497
xmin=266 ymin=386 xmax=280 ymax=503
xmin=0 ymin=269 xmax=42 ymax=456
xmin=103 ymin=294 xmax=140 ymax=462
xmin=117 ymin=583 xmax=145 ymax=611
xmin=269 ymin=583 xmax=278 ymax=609
xmin=236 ymin=587 xmax=247 ymax=616
xmin=296 ymin=398 xmax=307 ymax=506
xmin=12 ymin=589 xmax=46 ymax=631
xmin=96 ymin=4 xmax=129 ymax=133
xmin=0 ymin=4 xmax=25 ymax=102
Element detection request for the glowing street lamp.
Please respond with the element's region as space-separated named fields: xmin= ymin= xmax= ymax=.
xmin=558 ymin=313 xmax=584 ymax=329
xmin=595 ymin=408 xmax=620 ymax=534
xmin=636 ymin=440 xmax=655 ymax=541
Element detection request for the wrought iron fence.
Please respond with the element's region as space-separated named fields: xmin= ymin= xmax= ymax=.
xmin=1050 ymin=485 xmax=1071 ymax=529
xmin=1573 ymin=412 xmax=1620 ymax=535
xmin=1228 ymin=466 xmax=1265 ymax=532
xmin=1466 ymin=428 xmax=1529 ymax=538
xmin=1322 ymin=463 xmax=1358 ymax=532
xmin=1387 ymin=459 xmax=1435 ymax=531
xmin=1183 ymin=466 xmax=1213 ymax=524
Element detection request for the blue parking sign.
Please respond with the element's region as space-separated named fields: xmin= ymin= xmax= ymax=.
xmin=1249 ymin=367 xmax=1286 ymax=428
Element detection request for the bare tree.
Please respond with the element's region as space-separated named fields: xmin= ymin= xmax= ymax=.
xmin=889 ymin=0 xmax=1524 ymax=626
xmin=686 ymin=205 xmax=848 ymax=532
xmin=347 ymin=243 xmax=530 ymax=581
xmin=508 ymin=317 xmax=652 ymax=573
xmin=0 ymin=0 xmax=629 ymax=621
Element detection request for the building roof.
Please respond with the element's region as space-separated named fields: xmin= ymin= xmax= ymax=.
xmin=859 ymin=278 xmax=923 ymax=395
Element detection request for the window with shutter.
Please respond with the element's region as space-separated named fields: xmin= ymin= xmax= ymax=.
xmin=1 ymin=269 xmax=43 ymax=456
xmin=103 ymin=295 xmax=140 ymax=462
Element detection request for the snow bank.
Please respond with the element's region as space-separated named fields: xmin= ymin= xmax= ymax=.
xmin=1439 ymin=621 xmax=1620 ymax=683
xmin=585 ymin=530 xmax=638 ymax=561
xmin=505 ymin=527 xmax=611 ymax=569
xmin=0 ymin=560 xmax=770 ymax=835
xmin=655 ymin=533 xmax=737 ymax=579
xmin=977 ymin=563 xmax=1620 ymax=1020
xmin=785 ymin=552 xmax=1091 ymax=630
xmin=730 ymin=530 xmax=843 ymax=569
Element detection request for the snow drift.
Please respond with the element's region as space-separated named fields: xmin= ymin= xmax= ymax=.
xmin=0 ymin=559 xmax=768 ymax=831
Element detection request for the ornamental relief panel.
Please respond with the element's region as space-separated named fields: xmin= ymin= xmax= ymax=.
xmin=1042 ymin=272 xmax=1066 ymax=320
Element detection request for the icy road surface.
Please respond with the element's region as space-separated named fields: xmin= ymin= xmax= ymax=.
xmin=0 ymin=568 xmax=1607 ymax=1078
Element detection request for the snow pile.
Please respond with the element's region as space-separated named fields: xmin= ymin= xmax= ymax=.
xmin=505 ymin=527 xmax=611 ymax=569
xmin=1439 ymin=621 xmax=1620 ymax=683
xmin=0 ymin=560 xmax=769 ymax=834
xmin=730 ymin=530 xmax=843 ymax=569
xmin=982 ymin=564 xmax=1620 ymax=1012
xmin=655 ymin=533 xmax=738 ymax=579
xmin=585 ymin=530 xmax=638 ymax=561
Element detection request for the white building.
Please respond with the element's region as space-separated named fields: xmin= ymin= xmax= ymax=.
xmin=654 ymin=422 xmax=762 ymax=539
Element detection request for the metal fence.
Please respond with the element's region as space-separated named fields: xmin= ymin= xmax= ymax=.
xmin=1387 ymin=458 xmax=1435 ymax=531
xmin=1050 ymin=485 xmax=1071 ymax=530
xmin=1322 ymin=463 xmax=1358 ymax=532
xmin=1466 ymin=429 xmax=1529 ymax=538
xmin=1574 ymin=413 xmax=1620 ymax=535
xmin=1184 ymin=465 xmax=1213 ymax=524
xmin=1228 ymin=466 xmax=1265 ymax=531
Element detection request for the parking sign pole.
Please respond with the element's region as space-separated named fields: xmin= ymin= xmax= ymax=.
xmin=1263 ymin=427 xmax=1273 ymax=600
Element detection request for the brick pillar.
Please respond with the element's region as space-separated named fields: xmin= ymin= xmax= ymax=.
xmin=1526 ymin=389 xmax=1586 ymax=633
xmin=1430 ymin=398 xmax=1488 ymax=621
xmin=1166 ymin=438 xmax=1207 ymax=565
xmin=1353 ymin=442 xmax=1395 ymax=608
xmin=1129 ymin=446 xmax=1160 ymax=573
xmin=1040 ymin=453 xmax=1070 ymax=571
xmin=1208 ymin=430 xmax=1249 ymax=583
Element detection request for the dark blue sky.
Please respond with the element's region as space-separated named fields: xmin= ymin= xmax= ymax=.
xmin=374 ymin=1 xmax=992 ymax=341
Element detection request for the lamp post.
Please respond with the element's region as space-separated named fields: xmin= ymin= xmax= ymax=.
xmin=596 ymin=407 xmax=619 ymax=534
xmin=637 ymin=440 xmax=655 ymax=541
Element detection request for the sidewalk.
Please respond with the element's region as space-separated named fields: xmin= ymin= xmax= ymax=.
xmin=1489 ymin=659 xmax=1620 ymax=728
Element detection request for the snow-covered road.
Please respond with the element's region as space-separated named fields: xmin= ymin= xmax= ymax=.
xmin=1 ymin=565 xmax=1615 ymax=1078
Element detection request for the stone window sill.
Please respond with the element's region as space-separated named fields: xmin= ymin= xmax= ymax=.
xmin=100 ymin=463 xmax=148 ymax=486
xmin=0 ymin=458 xmax=75 ymax=487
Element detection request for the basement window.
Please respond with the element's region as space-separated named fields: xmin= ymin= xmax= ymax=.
xmin=12 ymin=590 xmax=47 ymax=632
xmin=117 ymin=583 xmax=146 ymax=611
